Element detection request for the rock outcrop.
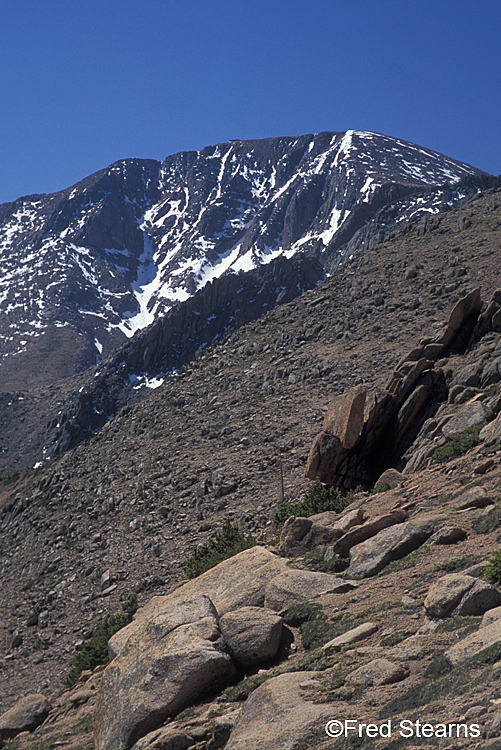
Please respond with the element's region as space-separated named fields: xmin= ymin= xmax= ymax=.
xmin=305 ymin=288 xmax=501 ymax=488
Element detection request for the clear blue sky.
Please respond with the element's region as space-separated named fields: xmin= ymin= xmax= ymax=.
xmin=1 ymin=0 xmax=500 ymax=205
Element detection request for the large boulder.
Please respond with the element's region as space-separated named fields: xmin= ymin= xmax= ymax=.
xmin=445 ymin=618 xmax=501 ymax=666
xmin=278 ymin=516 xmax=343 ymax=557
xmin=219 ymin=607 xmax=283 ymax=667
xmin=333 ymin=510 xmax=408 ymax=558
xmin=322 ymin=386 xmax=367 ymax=450
xmin=93 ymin=595 xmax=236 ymax=750
xmin=346 ymin=519 xmax=434 ymax=578
xmin=0 ymin=694 xmax=51 ymax=746
xmin=346 ymin=658 xmax=409 ymax=687
xmin=224 ymin=671 xmax=331 ymax=750
xmin=264 ymin=568 xmax=356 ymax=611
xmin=424 ymin=574 xmax=501 ymax=619
xmin=442 ymin=400 xmax=491 ymax=438
xmin=109 ymin=546 xmax=288 ymax=658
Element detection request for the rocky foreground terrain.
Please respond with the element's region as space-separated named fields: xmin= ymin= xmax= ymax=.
xmin=1 ymin=187 xmax=501 ymax=748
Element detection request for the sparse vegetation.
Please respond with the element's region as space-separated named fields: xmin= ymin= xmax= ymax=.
xmin=1 ymin=470 xmax=21 ymax=486
xmin=432 ymin=425 xmax=483 ymax=464
xmin=274 ymin=479 xmax=357 ymax=526
xmin=184 ymin=519 xmax=256 ymax=579
xmin=65 ymin=595 xmax=138 ymax=688
xmin=485 ymin=550 xmax=501 ymax=584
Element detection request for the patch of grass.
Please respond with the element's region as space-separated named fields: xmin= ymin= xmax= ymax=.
xmin=473 ymin=506 xmax=501 ymax=535
xmin=440 ymin=553 xmax=481 ymax=573
xmin=432 ymin=424 xmax=482 ymax=464
xmin=65 ymin=595 xmax=138 ymax=688
xmin=274 ymin=479 xmax=357 ymax=526
xmin=303 ymin=545 xmax=349 ymax=573
xmin=282 ymin=602 xmax=325 ymax=627
xmin=380 ymin=630 xmax=413 ymax=647
xmin=434 ymin=615 xmax=481 ymax=636
xmin=485 ymin=550 xmax=501 ymax=584
xmin=184 ymin=519 xmax=256 ymax=579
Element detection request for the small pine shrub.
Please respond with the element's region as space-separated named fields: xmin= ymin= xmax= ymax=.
xmin=485 ymin=550 xmax=501 ymax=584
xmin=184 ymin=519 xmax=256 ymax=579
xmin=65 ymin=595 xmax=138 ymax=688
xmin=432 ymin=425 xmax=482 ymax=464
xmin=274 ymin=479 xmax=356 ymax=526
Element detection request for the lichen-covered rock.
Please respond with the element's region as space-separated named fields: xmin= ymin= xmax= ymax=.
xmin=278 ymin=515 xmax=343 ymax=557
xmin=93 ymin=595 xmax=236 ymax=750
xmin=264 ymin=568 xmax=356 ymax=611
xmin=424 ymin=573 xmax=501 ymax=619
xmin=224 ymin=671 xmax=331 ymax=750
xmin=346 ymin=658 xmax=409 ymax=687
xmin=219 ymin=606 xmax=283 ymax=666
xmin=445 ymin=618 xmax=501 ymax=666
xmin=109 ymin=546 xmax=288 ymax=658
xmin=346 ymin=519 xmax=434 ymax=578
xmin=0 ymin=694 xmax=51 ymax=745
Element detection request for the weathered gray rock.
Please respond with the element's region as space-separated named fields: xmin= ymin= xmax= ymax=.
xmin=442 ymin=400 xmax=491 ymax=438
xmin=424 ymin=574 xmax=477 ymax=619
xmin=333 ymin=510 xmax=408 ymax=558
xmin=94 ymin=595 xmax=236 ymax=750
xmin=453 ymin=487 xmax=494 ymax=511
xmin=0 ymin=694 xmax=51 ymax=745
xmin=374 ymin=468 xmax=404 ymax=490
xmin=109 ymin=547 xmax=288 ymax=658
xmin=224 ymin=671 xmax=331 ymax=750
xmin=130 ymin=727 xmax=194 ymax=750
xmin=346 ymin=658 xmax=409 ymax=687
xmin=308 ymin=506 xmax=367 ymax=533
xmin=454 ymin=579 xmax=501 ymax=616
xmin=427 ymin=526 xmax=467 ymax=545
xmin=347 ymin=519 xmax=434 ymax=578
xmin=480 ymin=411 xmax=501 ymax=444
xmin=445 ymin=618 xmax=501 ymax=666
xmin=424 ymin=573 xmax=501 ymax=619
xmin=264 ymin=568 xmax=357 ymax=612
xmin=278 ymin=516 xmax=343 ymax=557
xmin=323 ymin=622 xmax=378 ymax=653
xmin=481 ymin=606 xmax=501 ymax=628
xmin=219 ymin=606 xmax=283 ymax=666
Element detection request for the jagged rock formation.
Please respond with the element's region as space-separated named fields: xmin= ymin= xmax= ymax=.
xmin=305 ymin=287 xmax=501 ymax=488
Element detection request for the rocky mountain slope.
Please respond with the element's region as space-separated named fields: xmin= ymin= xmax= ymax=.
xmin=0 ymin=187 xmax=501 ymax=746
xmin=0 ymin=132 xmax=493 ymax=391
xmin=0 ymin=136 xmax=498 ymax=476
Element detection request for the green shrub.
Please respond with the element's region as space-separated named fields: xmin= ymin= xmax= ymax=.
xmin=184 ymin=519 xmax=256 ymax=579
xmin=65 ymin=595 xmax=138 ymax=688
xmin=432 ymin=425 xmax=482 ymax=464
xmin=485 ymin=550 xmax=501 ymax=584
xmin=274 ymin=479 xmax=356 ymax=526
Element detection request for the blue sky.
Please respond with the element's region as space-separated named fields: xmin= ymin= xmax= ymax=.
xmin=0 ymin=0 xmax=500 ymax=205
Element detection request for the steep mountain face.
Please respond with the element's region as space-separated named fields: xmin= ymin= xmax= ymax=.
xmin=0 ymin=188 xmax=500 ymax=722
xmin=0 ymin=131 xmax=492 ymax=376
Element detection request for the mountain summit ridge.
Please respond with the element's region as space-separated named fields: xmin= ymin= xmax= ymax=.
xmin=0 ymin=130 xmax=492 ymax=371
